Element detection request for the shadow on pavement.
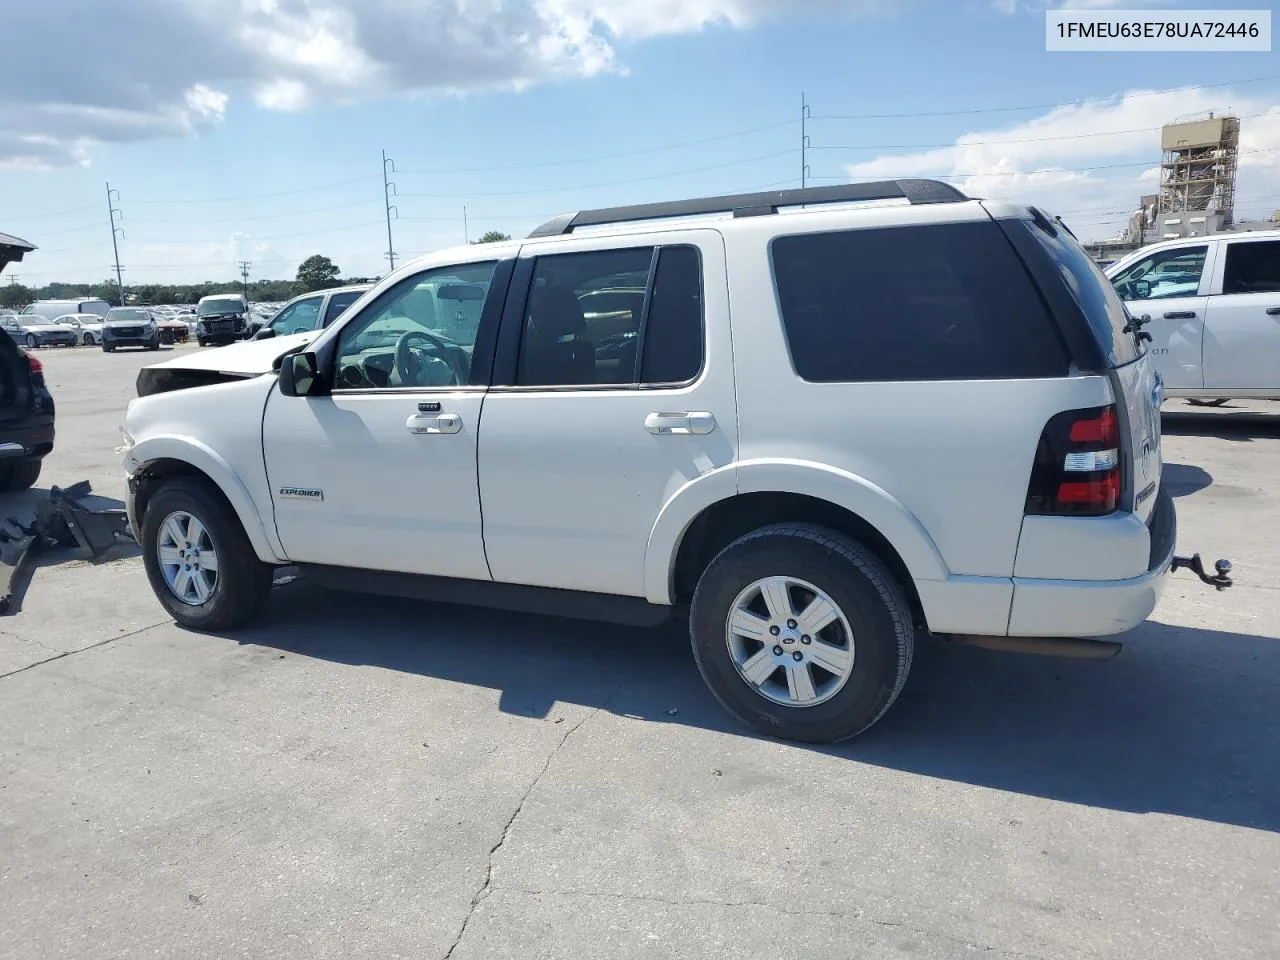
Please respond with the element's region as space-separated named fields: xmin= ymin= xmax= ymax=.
xmin=223 ymin=579 xmax=1279 ymax=834
xmin=1161 ymin=462 xmax=1213 ymax=498
xmin=1162 ymin=407 xmax=1280 ymax=442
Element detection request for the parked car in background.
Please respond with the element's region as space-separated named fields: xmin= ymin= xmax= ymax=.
xmin=0 ymin=328 xmax=54 ymax=492
xmin=102 ymin=307 xmax=160 ymax=352
xmin=21 ymin=298 xmax=111 ymax=320
xmin=195 ymin=294 xmax=251 ymax=346
xmin=150 ymin=312 xmax=190 ymax=345
xmin=58 ymin=314 xmax=104 ymax=345
xmin=250 ymin=284 xmax=373 ymax=340
xmin=1106 ymin=229 xmax=1280 ymax=405
xmin=1 ymin=314 xmax=77 ymax=349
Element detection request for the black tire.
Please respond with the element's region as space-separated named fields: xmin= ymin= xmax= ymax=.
xmin=1187 ymin=398 xmax=1230 ymax=407
xmin=689 ymin=523 xmax=914 ymax=744
xmin=148 ymin=336 xmax=161 ymax=351
xmin=0 ymin=459 xmax=42 ymax=493
xmin=140 ymin=477 xmax=274 ymax=630
xmin=24 ymin=334 xmax=36 ymax=349
xmin=82 ymin=333 xmax=94 ymax=346
xmin=102 ymin=343 xmax=114 ymax=353
xmin=197 ymin=337 xmax=207 ymax=347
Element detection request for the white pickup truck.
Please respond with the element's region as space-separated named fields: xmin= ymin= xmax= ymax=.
xmin=1106 ymin=229 xmax=1280 ymax=405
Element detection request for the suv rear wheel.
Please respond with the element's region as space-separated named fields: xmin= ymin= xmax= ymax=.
xmin=0 ymin=459 xmax=42 ymax=493
xmin=689 ymin=523 xmax=914 ymax=743
xmin=140 ymin=477 xmax=274 ymax=630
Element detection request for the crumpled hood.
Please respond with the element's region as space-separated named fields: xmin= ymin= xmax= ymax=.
xmin=142 ymin=329 xmax=320 ymax=375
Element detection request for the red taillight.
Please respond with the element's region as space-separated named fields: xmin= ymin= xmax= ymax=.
xmin=1068 ymin=408 xmax=1117 ymax=445
xmin=20 ymin=349 xmax=42 ymax=374
xmin=1025 ymin=404 xmax=1124 ymax=517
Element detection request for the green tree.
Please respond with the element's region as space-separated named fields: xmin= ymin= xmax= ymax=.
xmin=295 ymin=254 xmax=341 ymax=292
xmin=472 ymin=231 xmax=511 ymax=244
xmin=0 ymin=283 xmax=33 ymax=310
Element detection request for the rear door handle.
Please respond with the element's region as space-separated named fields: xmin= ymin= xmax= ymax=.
xmin=1163 ymin=311 xmax=1197 ymax=320
xmin=406 ymin=413 xmax=462 ymax=435
xmin=1266 ymin=307 xmax=1280 ymax=316
xmin=645 ymin=411 xmax=716 ymax=436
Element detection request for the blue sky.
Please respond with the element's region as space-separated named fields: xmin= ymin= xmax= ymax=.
xmin=3 ymin=0 xmax=1277 ymax=287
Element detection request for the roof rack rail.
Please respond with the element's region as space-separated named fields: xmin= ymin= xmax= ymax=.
xmin=527 ymin=178 xmax=967 ymax=238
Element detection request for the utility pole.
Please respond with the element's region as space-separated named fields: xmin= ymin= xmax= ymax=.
xmin=106 ymin=182 xmax=125 ymax=305
xmin=463 ymin=205 xmax=469 ymax=244
xmin=801 ymin=92 xmax=811 ymax=190
xmin=382 ymin=149 xmax=398 ymax=271
xmin=238 ymin=260 xmax=252 ymax=298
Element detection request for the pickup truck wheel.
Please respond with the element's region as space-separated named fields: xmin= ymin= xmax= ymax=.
xmin=0 ymin=459 xmax=42 ymax=493
xmin=140 ymin=477 xmax=273 ymax=630
xmin=689 ymin=523 xmax=914 ymax=744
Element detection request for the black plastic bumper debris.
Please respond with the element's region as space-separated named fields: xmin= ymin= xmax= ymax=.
xmin=0 ymin=481 xmax=134 ymax=614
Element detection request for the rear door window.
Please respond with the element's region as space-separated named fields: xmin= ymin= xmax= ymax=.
xmin=771 ymin=221 xmax=1069 ymax=382
xmin=1222 ymin=239 xmax=1280 ymax=294
xmin=323 ymin=291 xmax=365 ymax=326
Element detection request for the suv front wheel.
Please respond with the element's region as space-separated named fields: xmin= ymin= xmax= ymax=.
xmin=689 ymin=523 xmax=915 ymax=743
xmin=140 ymin=477 xmax=274 ymax=630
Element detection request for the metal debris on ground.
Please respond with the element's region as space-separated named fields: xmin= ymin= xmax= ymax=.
xmin=0 ymin=481 xmax=134 ymax=614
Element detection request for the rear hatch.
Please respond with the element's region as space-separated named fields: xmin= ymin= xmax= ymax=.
xmin=988 ymin=204 xmax=1162 ymax=524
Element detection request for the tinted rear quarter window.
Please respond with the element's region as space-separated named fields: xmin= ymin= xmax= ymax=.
xmin=1024 ymin=219 xmax=1138 ymax=366
xmin=771 ymin=221 xmax=1069 ymax=382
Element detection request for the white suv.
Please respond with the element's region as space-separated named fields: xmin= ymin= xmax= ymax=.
xmin=1106 ymin=229 xmax=1280 ymax=404
xmin=121 ymin=180 xmax=1222 ymax=743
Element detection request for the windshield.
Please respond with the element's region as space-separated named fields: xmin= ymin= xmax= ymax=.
xmin=106 ymin=308 xmax=151 ymax=323
xmin=198 ymin=298 xmax=245 ymax=317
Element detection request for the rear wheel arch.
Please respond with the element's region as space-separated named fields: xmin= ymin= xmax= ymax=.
xmin=669 ymin=491 xmax=928 ymax=632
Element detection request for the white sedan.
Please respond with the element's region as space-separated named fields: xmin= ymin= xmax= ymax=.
xmin=57 ymin=313 xmax=105 ymax=346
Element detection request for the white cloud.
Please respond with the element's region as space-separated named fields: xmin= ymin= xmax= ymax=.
xmin=0 ymin=0 xmax=889 ymax=167
xmin=843 ymin=87 xmax=1280 ymax=240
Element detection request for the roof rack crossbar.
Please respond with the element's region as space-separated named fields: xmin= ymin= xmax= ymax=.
xmin=526 ymin=179 xmax=966 ymax=238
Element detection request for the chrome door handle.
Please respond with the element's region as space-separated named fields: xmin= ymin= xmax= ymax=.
xmin=1163 ymin=311 xmax=1196 ymax=320
xmin=645 ymin=411 xmax=716 ymax=436
xmin=406 ymin=413 xmax=462 ymax=435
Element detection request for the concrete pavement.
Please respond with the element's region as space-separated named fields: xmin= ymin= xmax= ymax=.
xmin=1 ymin=348 xmax=1276 ymax=959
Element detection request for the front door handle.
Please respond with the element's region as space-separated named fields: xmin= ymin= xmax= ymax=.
xmin=406 ymin=413 xmax=462 ymax=435
xmin=1266 ymin=306 xmax=1280 ymax=316
xmin=645 ymin=411 xmax=716 ymax=436
xmin=1164 ymin=311 xmax=1197 ymax=320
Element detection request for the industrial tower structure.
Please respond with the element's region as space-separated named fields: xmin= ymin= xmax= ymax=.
xmin=1156 ymin=113 xmax=1240 ymax=226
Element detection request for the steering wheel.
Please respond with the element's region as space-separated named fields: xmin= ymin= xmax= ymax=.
xmin=393 ymin=330 xmax=466 ymax=386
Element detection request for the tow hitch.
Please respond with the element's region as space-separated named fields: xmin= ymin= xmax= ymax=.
xmin=1171 ymin=554 xmax=1233 ymax=591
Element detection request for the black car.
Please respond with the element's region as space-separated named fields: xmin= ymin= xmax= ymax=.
xmin=0 ymin=329 xmax=54 ymax=492
xmin=195 ymin=294 xmax=251 ymax=347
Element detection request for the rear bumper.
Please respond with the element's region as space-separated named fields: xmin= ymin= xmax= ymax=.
xmin=1007 ymin=489 xmax=1177 ymax=638
xmin=0 ymin=407 xmax=55 ymax=461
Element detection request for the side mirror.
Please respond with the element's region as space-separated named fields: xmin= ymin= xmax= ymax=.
xmin=255 ymin=328 xmax=276 ymax=341
xmin=1131 ymin=279 xmax=1152 ymax=300
xmin=278 ymin=351 xmax=320 ymax=397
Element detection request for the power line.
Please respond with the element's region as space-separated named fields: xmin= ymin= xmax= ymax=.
xmin=813 ymin=147 xmax=1280 ymax=182
xmin=396 ymin=150 xmax=796 ymax=199
xmin=395 ymin=119 xmax=796 ymax=176
xmin=238 ymin=260 xmax=251 ymax=297
xmin=128 ymin=174 xmax=383 ymax=205
xmin=811 ymin=110 xmax=1280 ymax=152
xmin=128 ymin=198 xmax=383 ymax=225
xmin=810 ymin=73 xmax=1280 ymax=120
xmin=130 ymin=219 xmax=387 ymax=245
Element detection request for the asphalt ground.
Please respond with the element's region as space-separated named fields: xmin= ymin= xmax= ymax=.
xmin=1 ymin=343 xmax=1276 ymax=959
